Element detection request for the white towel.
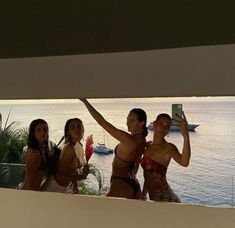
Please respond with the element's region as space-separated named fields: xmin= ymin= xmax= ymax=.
xmin=73 ymin=142 xmax=86 ymax=167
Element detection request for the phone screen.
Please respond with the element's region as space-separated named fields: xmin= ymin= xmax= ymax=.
xmin=172 ymin=104 xmax=183 ymax=125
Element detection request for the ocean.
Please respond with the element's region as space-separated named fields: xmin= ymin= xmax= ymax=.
xmin=0 ymin=97 xmax=235 ymax=207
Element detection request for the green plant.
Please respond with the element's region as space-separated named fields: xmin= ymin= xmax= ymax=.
xmin=79 ymin=163 xmax=109 ymax=196
xmin=0 ymin=163 xmax=25 ymax=188
xmin=0 ymin=112 xmax=28 ymax=164
xmin=0 ymin=111 xmax=28 ymax=188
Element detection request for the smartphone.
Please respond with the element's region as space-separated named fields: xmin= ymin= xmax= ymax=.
xmin=172 ymin=104 xmax=183 ymax=125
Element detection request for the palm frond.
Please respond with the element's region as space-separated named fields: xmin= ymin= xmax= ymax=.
xmin=0 ymin=129 xmax=12 ymax=144
xmin=4 ymin=121 xmax=17 ymax=133
xmin=79 ymin=181 xmax=99 ymax=195
xmin=0 ymin=163 xmax=25 ymax=188
xmin=0 ymin=122 xmax=27 ymax=164
xmin=4 ymin=107 xmax=12 ymax=130
xmin=78 ymin=163 xmax=109 ymax=196
xmin=0 ymin=143 xmax=9 ymax=162
xmin=0 ymin=113 xmax=2 ymax=131
xmin=88 ymin=163 xmax=104 ymax=191
xmin=14 ymin=128 xmax=28 ymax=140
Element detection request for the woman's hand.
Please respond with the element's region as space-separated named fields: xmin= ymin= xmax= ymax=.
xmin=82 ymin=164 xmax=89 ymax=179
xmin=79 ymin=98 xmax=87 ymax=103
xmin=76 ymin=164 xmax=89 ymax=180
xmin=174 ymin=111 xmax=189 ymax=138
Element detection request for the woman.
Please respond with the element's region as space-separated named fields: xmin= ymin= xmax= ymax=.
xmin=44 ymin=118 xmax=89 ymax=193
xmin=80 ymin=98 xmax=147 ymax=199
xmin=20 ymin=119 xmax=54 ymax=191
xmin=141 ymin=112 xmax=191 ymax=202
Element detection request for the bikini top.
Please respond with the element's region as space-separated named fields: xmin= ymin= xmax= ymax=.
xmin=141 ymin=156 xmax=167 ymax=172
xmin=141 ymin=156 xmax=168 ymax=188
xmin=112 ymin=146 xmax=137 ymax=177
xmin=115 ymin=146 xmax=136 ymax=166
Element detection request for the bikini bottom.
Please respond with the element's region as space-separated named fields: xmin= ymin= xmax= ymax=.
xmin=111 ymin=175 xmax=141 ymax=199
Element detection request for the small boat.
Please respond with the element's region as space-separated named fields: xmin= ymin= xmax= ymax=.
xmin=93 ymin=143 xmax=113 ymax=154
xmin=147 ymin=123 xmax=199 ymax=132
xmin=93 ymin=129 xmax=113 ymax=154
xmin=170 ymin=124 xmax=199 ymax=132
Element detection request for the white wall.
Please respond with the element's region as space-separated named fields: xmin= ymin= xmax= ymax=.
xmin=0 ymin=188 xmax=234 ymax=228
xmin=1 ymin=44 xmax=235 ymax=99
xmin=1 ymin=44 xmax=235 ymax=227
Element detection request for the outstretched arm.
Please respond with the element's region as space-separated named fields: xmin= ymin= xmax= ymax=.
xmin=79 ymin=98 xmax=133 ymax=144
xmin=171 ymin=112 xmax=191 ymax=167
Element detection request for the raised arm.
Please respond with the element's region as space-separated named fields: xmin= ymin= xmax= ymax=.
xmin=79 ymin=98 xmax=133 ymax=144
xmin=170 ymin=112 xmax=191 ymax=167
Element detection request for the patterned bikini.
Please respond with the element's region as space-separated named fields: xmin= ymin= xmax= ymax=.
xmin=141 ymin=156 xmax=181 ymax=202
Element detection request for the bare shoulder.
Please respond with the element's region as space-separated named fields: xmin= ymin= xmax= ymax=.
xmin=63 ymin=143 xmax=74 ymax=151
xmin=25 ymin=148 xmax=42 ymax=169
xmin=61 ymin=144 xmax=75 ymax=157
xmin=26 ymin=148 xmax=41 ymax=161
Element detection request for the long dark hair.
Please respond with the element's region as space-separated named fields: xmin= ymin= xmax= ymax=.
xmin=64 ymin=118 xmax=84 ymax=144
xmin=130 ymin=108 xmax=148 ymax=137
xmin=27 ymin=119 xmax=49 ymax=149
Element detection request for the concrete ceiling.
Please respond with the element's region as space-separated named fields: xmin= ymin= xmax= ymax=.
xmin=0 ymin=1 xmax=235 ymax=58
xmin=0 ymin=1 xmax=234 ymax=99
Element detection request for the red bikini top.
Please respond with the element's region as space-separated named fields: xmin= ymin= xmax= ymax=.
xmin=141 ymin=156 xmax=167 ymax=173
xmin=141 ymin=156 xmax=168 ymax=188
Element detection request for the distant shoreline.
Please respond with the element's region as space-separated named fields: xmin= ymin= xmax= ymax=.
xmin=0 ymin=96 xmax=235 ymax=105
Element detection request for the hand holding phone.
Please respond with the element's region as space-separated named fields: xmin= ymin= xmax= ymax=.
xmin=172 ymin=104 xmax=183 ymax=125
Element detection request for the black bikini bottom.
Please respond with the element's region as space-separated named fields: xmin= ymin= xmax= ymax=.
xmin=111 ymin=175 xmax=141 ymax=199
